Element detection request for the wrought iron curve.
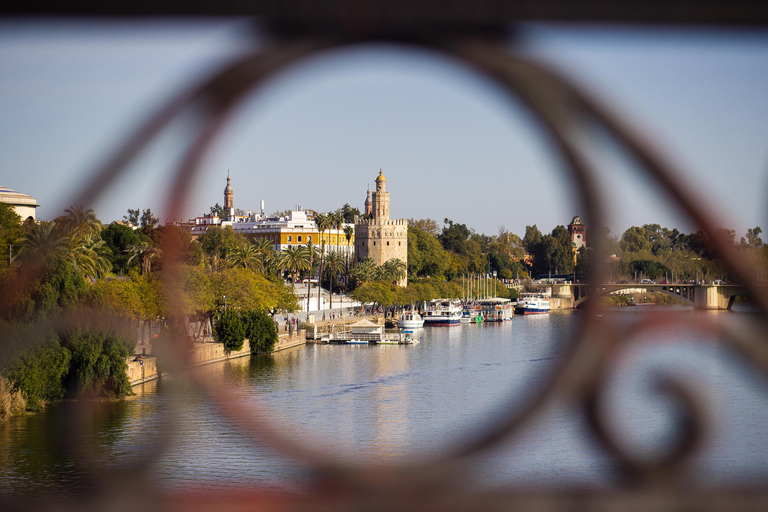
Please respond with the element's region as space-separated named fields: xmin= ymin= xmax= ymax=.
xmin=4 ymin=25 xmax=768 ymax=512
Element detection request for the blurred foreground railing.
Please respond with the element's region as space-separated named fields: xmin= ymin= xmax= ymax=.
xmin=3 ymin=2 xmax=768 ymax=511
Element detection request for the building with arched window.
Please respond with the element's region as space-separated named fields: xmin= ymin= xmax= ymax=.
xmin=0 ymin=186 xmax=39 ymax=221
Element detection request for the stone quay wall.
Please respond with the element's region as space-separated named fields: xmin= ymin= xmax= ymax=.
xmin=127 ymin=356 xmax=157 ymax=386
xmin=274 ymin=330 xmax=306 ymax=352
xmin=129 ymin=332 xmax=307 ymax=387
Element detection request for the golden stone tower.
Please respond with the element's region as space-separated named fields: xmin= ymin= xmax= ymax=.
xmin=354 ymin=170 xmax=408 ymax=286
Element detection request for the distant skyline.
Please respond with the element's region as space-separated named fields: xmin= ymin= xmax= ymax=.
xmin=1 ymin=20 xmax=767 ymax=239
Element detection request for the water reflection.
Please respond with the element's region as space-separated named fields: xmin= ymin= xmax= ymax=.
xmin=2 ymin=308 xmax=768 ymax=495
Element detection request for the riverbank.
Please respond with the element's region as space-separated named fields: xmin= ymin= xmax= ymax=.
xmin=128 ymin=330 xmax=307 ymax=387
xmin=600 ymin=290 xmax=686 ymax=307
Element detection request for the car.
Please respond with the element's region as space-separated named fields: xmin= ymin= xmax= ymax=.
xmin=640 ymin=279 xmax=655 ymax=284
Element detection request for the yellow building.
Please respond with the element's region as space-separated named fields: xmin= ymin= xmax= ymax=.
xmin=234 ymin=209 xmax=355 ymax=254
xmin=185 ymin=175 xmax=355 ymax=255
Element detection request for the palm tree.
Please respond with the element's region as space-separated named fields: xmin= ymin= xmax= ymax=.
xmin=68 ymin=232 xmax=111 ymax=279
xmin=18 ymin=219 xmax=112 ymax=279
xmin=314 ymin=212 xmax=331 ymax=306
xmin=323 ymin=251 xmax=345 ymax=310
xmin=126 ymin=238 xmax=162 ymax=275
xmin=352 ymin=257 xmax=377 ymax=283
xmin=380 ymin=258 xmax=407 ymax=285
xmin=252 ymin=237 xmax=275 ymax=273
xmin=305 ymin=240 xmax=318 ymax=312
xmin=343 ymin=224 xmax=354 ymax=286
xmin=55 ymin=205 xmax=103 ymax=238
xmin=277 ymin=246 xmax=310 ymax=290
xmin=228 ymin=242 xmax=262 ymax=271
xmin=17 ymin=221 xmax=67 ymax=266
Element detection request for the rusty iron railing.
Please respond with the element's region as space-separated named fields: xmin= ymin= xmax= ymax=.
xmin=3 ymin=2 xmax=768 ymax=510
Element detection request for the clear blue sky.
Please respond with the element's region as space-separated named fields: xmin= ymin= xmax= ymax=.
xmin=1 ymin=20 xmax=767 ymax=240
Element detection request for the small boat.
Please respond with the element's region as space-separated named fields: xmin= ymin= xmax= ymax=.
xmin=477 ymin=297 xmax=515 ymax=322
xmin=398 ymin=311 xmax=425 ymax=329
xmin=461 ymin=302 xmax=483 ymax=323
xmin=423 ymin=299 xmax=462 ymax=326
xmin=515 ymin=293 xmax=551 ymax=315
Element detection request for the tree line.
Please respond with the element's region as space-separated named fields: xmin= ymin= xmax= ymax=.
xmin=0 ymin=204 xmax=298 ymax=418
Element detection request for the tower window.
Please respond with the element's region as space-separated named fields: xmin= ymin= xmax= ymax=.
xmin=387 ymin=241 xmax=390 ymax=246
xmin=373 ymin=241 xmax=376 ymax=246
xmin=298 ymin=236 xmax=302 ymax=242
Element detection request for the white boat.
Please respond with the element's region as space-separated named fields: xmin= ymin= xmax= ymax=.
xmin=477 ymin=297 xmax=515 ymax=321
xmin=461 ymin=303 xmax=483 ymax=324
xmin=423 ymin=299 xmax=462 ymax=326
xmin=515 ymin=293 xmax=551 ymax=315
xmin=397 ymin=311 xmax=424 ymax=329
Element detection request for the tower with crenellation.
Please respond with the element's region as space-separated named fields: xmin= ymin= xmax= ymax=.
xmin=355 ymin=170 xmax=408 ymax=286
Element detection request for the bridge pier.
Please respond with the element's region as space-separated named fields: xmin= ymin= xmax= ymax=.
xmin=693 ymin=285 xmax=739 ymax=310
xmin=545 ymin=283 xmax=744 ymax=311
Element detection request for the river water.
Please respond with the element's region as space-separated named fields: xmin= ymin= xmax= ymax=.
xmin=2 ymin=307 xmax=768 ymax=496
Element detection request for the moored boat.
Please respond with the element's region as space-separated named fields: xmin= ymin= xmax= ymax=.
xmin=398 ymin=311 xmax=425 ymax=329
xmin=461 ymin=302 xmax=483 ymax=323
xmin=515 ymin=293 xmax=551 ymax=315
xmin=477 ymin=297 xmax=515 ymax=322
xmin=423 ymin=299 xmax=462 ymax=326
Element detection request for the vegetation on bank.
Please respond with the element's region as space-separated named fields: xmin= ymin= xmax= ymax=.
xmin=0 ymin=204 xmax=298 ymax=420
xmin=2 ymin=196 xmax=765 ymax=421
xmin=213 ymin=310 xmax=278 ymax=354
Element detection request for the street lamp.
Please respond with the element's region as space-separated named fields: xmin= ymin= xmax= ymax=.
xmin=223 ymin=295 xmax=227 ymax=312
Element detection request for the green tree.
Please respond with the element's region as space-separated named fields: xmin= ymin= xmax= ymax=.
xmin=351 ymin=257 xmax=378 ymax=284
xmin=126 ymin=238 xmax=161 ymax=275
xmin=439 ymin=218 xmax=471 ymax=255
xmin=620 ymin=226 xmax=652 ymax=253
xmin=314 ymin=212 xmax=332 ymax=305
xmin=242 ymin=310 xmax=278 ymax=353
xmin=209 ymin=203 xmax=225 ymax=219
xmin=101 ymin=222 xmax=142 ymax=274
xmin=351 ymin=281 xmax=395 ymax=310
xmin=60 ymin=329 xmax=134 ymax=399
xmin=199 ymin=226 xmax=242 ymax=271
xmin=323 ymin=251 xmax=345 ymax=308
xmin=409 ymin=218 xmax=441 ymax=237
xmin=228 ymin=241 xmax=263 ymax=271
xmin=250 ymin=237 xmax=275 ymax=273
xmin=214 ymin=310 xmax=246 ymax=352
xmin=0 ymin=203 xmax=23 ymax=269
xmin=379 ymin=258 xmax=407 ymax=284
xmin=277 ymin=246 xmax=310 ymax=290
xmin=745 ymin=226 xmax=763 ymax=248
xmin=338 ymin=203 xmax=361 ymax=223
xmin=139 ymin=208 xmax=159 ymax=232
xmin=408 ymin=225 xmax=449 ymax=278
xmin=343 ymin=225 xmax=354 ymax=284
xmin=6 ymin=334 xmax=70 ymax=410
xmin=124 ymin=209 xmax=140 ymax=226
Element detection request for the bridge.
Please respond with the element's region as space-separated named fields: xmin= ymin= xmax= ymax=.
xmin=537 ymin=283 xmax=748 ymax=310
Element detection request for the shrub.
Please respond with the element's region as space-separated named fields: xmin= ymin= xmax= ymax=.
xmin=60 ymin=329 xmax=134 ymax=399
xmin=6 ymin=337 xmax=70 ymax=410
xmin=214 ymin=310 xmax=246 ymax=352
xmin=243 ymin=310 xmax=278 ymax=353
xmin=0 ymin=375 xmax=26 ymax=420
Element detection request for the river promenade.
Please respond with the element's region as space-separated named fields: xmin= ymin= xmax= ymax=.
xmin=127 ymin=305 xmax=385 ymax=387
